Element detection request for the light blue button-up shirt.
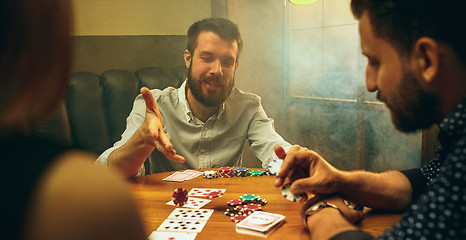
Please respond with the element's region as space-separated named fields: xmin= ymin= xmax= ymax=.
xmin=96 ymin=80 xmax=291 ymax=174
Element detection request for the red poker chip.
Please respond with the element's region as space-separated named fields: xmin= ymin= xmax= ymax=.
xmin=218 ymin=167 xmax=234 ymax=178
xmin=207 ymin=190 xmax=224 ymax=199
xmin=172 ymin=187 xmax=188 ymax=207
xmin=227 ymin=199 xmax=244 ymax=207
xmin=236 ymin=203 xmax=262 ymax=214
xmin=231 ymin=214 xmax=248 ymax=223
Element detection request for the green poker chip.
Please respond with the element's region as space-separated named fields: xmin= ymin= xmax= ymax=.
xmin=249 ymin=170 xmax=264 ymax=177
xmin=240 ymin=194 xmax=259 ymax=202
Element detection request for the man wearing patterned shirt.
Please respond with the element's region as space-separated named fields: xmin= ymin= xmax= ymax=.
xmin=97 ymin=18 xmax=291 ymax=178
xmin=274 ymin=0 xmax=466 ymax=239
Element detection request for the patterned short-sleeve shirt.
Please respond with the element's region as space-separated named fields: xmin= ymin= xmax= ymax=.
xmin=332 ymin=98 xmax=466 ymax=240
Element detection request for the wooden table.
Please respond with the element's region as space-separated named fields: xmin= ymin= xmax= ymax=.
xmin=128 ymin=170 xmax=402 ymax=239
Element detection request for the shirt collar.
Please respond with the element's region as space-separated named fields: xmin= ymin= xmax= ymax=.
xmin=438 ymin=96 xmax=466 ymax=139
xmin=178 ymin=79 xmax=193 ymax=122
xmin=178 ymin=79 xmax=226 ymax=122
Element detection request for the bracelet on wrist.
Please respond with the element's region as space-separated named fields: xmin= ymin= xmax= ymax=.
xmin=303 ymin=201 xmax=343 ymax=229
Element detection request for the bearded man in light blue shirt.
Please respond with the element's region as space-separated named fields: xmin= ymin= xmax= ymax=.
xmin=97 ymin=18 xmax=291 ymax=178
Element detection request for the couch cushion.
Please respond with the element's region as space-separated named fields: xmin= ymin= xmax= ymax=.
xmin=100 ymin=69 xmax=139 ymax=145
xmin=66 ymin=72 xmax=109 ymax=154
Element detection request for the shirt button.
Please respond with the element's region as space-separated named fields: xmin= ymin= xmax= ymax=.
xmin=200 ymin=149 xmax=206 ymax=153
xmin=204 ymin=127 xmax=208 ymax=131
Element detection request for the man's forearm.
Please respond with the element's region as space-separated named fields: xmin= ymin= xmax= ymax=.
xmin=337 ymin=170 xmax=412 ymax=211
xmin=107 ymin=129 xmax=155 ymax=178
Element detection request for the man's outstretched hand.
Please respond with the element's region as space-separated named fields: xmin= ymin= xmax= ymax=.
xmin=140 ymin=87 xmax=185 ymax=163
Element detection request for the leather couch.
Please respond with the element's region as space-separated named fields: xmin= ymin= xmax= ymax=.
xmin=36 ymin=65 xmax=187 ymax=155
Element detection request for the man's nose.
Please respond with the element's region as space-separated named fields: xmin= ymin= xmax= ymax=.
xmin=209 ymin=59 xmax=223 ymax=77
xmin=365 ymin=66 xmax=378 ymax=92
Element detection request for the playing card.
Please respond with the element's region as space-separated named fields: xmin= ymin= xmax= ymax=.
xmin=166 ymin=208 xmax=214 ymax=220
xmin=182 ymin=169 xmax=203 ymax=180
xmin=187 ymin=188 xmax=226 ymax=197
xmin=236 ymin=211 xmax=285 ymax=232
xmin=156 ymin=219 xmax=207 ymax=233
xmin=148 ymin=231 xmax=197 ymax=240
xmin=162 ymin=171 xmax=193 ymax=182
xmin=166 ymin=197 xmax=211 ymax=209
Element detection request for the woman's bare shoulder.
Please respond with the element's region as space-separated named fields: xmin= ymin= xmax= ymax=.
xmin=23 ymin=150 xmax=147 ymax=240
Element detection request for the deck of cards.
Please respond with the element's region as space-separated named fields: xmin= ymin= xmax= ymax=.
xmin=235 ymin=211 xmax=285 ymax=238
xmin=162 ymin=170 xmax=203 ymax=182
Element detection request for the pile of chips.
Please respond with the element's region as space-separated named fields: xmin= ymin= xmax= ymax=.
xmin=224 ymin=194 xmax=268 ymax=223
xmin=249 ymin=170 xmax=264 ymax=177
xmin=171 ymin=187 xmax=188 ymax=207
xmin=202 ymin=170 xmax=218 ymax=179
xmin=234 ymin=167 xmax=249 ymax=177
xmin=218 ymin=167 xmax=235 ymax=178
xmin=201 ymin=163 xmax=282 ymax=179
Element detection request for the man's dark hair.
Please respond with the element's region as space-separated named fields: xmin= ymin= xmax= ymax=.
xmin=187 ymin=18 xmax=243 ymax=60
xmin=351 ymin=0 xmax=466 ymax=63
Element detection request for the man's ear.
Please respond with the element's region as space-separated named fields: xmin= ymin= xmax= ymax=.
xmin=184 ymin=49 xmax=191 ymax=69
xmin=413 ymin=37 xmax=439 ymax=84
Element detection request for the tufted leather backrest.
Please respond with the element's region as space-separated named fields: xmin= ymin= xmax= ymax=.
xmin=36 ymin=66 xmax=186 ymax=155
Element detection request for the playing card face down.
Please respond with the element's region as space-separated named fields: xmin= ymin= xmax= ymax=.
xmin=162 ymin=170 xmax=202 ymax=182
xmin=236 ymin=211 xmax=285 ymax=237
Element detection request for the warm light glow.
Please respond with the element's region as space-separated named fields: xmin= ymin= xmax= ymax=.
xmin=289 ymin=0 xmax=320 ymax=5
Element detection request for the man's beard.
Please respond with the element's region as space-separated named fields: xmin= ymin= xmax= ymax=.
xmin=187 ymin=62 xmax=235 ymax=107
xmin=377 ymin=69 xmax=442 ymax=133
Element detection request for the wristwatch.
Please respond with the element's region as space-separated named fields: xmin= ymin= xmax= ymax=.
xmin=303 ymin=201 xmax=343 ymax=229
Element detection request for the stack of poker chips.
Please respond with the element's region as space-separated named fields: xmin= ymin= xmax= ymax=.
xmin=225 ymin=194 xmax=268 ymax=223
xmin=234 ymin=167 xmax=249 ymax=177
xmin=202 ymin=170 xmax=218 ymax=179
xmin=249 ymin=170 xmax=264 ymax=177
xmin=218 ymin=166 xmax=235 ymax=178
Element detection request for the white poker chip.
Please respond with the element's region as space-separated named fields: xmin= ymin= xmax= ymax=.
xmin=281 ymin=183 xmax=305 ymax=202
xmin=203 ymin=170 xmax=218 ymax=179
xmin=267 ymin=159 xmax=283 ymax=175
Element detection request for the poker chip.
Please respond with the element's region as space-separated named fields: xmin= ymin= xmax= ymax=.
xmin=267 ymin=159 xmax=283 ymax=175
xmin=207 ymin=190 xmax=224 ymax=199
xmin=224 ymin=208 xmax=244 ymax=216
xmin=218 ymin=167 xmax=235 ymax=178
xmin=203 ymin=170 xmax=218 ymax=179
xmin=281 ymin=183 xmax=306 ymax=202
xmin=240 ymin=194 xmax=259 ymax=202
xmin=172 ymin=187 xmax=188 ymax=207
xmin=227 ymin=199 xmax=244 ymax=207
xmin=231 ymin=214 xmax=248 ymax=223
xmin=255 ymin=197 xmax=268 ymax=206
xmin=249 ymin=170 xmax=264 ymax=177
xmin=235 ymin=203 xmax=262 ymax=214
xmin=263 ymin=168 xmax=272 ymax=176
xmin=234 ymin=167 xmax=249 ymax=177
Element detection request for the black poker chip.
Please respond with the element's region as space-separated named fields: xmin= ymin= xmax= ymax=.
xmin=224 ymin=208 xmax=244 ymax=216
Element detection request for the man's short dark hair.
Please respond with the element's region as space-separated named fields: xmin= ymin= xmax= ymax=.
xmin=187 ymin=18 xmax=243 ymax=60
xmin=351 ymin=0 xmax=466 ymax=63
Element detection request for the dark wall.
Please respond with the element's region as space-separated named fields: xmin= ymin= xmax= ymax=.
xmin=72 ymin=35 xmax=187 ymax=74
